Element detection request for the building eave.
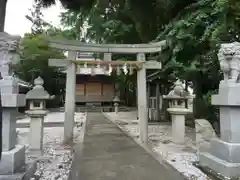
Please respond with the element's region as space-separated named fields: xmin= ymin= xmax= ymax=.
xmin=147 ymin=70 xmax=161 ymax=82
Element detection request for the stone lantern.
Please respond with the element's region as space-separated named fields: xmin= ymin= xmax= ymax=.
xmin=163 ymin=81 xmax=192 ymax=144
xmin=25 ymin=76 xmax=54 ymax=152
xmin=113 ymin=96 xmax=120 ymax=113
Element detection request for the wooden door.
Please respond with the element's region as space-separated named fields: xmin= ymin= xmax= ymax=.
xmin=102 ymin=84 xmax=114 ymax=96
xmin=86 ymin=83 xmax=101 ymax=95
xmin=76 ymin=84 xmax=85 ymax=95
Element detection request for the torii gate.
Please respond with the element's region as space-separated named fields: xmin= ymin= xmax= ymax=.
xmin=47 ymin=38 xmax=166 ymax=144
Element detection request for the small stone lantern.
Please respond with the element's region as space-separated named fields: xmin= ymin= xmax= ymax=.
xmin=25 ymin=76 xmax=54 ymax=152
xmin=113 ymin=96 xmax=120 ymax=113
xmin=163 ymin=81 xmax=192 ymax=144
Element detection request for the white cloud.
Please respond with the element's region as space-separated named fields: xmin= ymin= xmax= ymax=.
xmin=5 ymin=0 xmax=63 ymax=36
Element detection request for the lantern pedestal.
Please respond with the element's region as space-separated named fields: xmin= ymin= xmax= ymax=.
xmin=167 ymin=108 xmax=191 ymax=144
xmin=25 ymin=110 xmax=48 ymax=152
xmin=0 ymin=91 xmax=29 ymax=176
xmin=0 ymin=81 xmax=27 ymax=175
xmin=113 ymin=96 xmax=120 ymax=113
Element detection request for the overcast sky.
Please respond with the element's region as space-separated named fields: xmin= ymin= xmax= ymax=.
xmin=5 ymin=0 xmax=63 ymax=36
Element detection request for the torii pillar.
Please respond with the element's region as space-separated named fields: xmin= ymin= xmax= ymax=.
xmin=137 ymin=53 xmax=148 ymax=143
xmin=64 ymin=51 xmax=77 ymax=144
xmin=49 ymin=51 xmax=77 ymax=144
xmin=137 ymin=53 xmax=161 ymax=143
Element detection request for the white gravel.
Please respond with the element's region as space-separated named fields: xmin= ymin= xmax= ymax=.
xmin=104 ymin=111 xmax=211 ymax=180
xmin=17 ymin=112 xmax=86 ymax=180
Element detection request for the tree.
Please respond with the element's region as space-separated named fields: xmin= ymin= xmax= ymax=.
xmin=58 ymin=0 xmax=197 ymax=43
xmin=59 ymin=5 xmax=142 ymax=44
xmin=155 ymin=0 xmax=240 ymax=121
xmin=26 ymin=2 xmax=46 ymax=35
xmin=13 ymin=34 xmax=65 ymax=106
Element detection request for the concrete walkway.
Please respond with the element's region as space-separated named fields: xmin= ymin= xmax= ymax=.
xmin=69 ymin=113 xmax=185 ymax=180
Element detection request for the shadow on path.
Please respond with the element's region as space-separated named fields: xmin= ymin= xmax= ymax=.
xmin=69 ymin=112 xmax=185 ymax=180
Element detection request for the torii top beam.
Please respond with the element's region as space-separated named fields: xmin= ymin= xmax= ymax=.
xmin=46 ymin=38 xmax=166 ymax=54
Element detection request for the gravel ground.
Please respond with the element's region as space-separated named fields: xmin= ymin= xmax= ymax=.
xmin=104 ymin=112 xmax=212 ymax=180
xmin=16 ymin=112 xmax=86 ymax=180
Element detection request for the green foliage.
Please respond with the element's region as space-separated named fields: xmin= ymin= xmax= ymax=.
xmin=14 ymin=34 xmax=65 ymax=99
xmin=58 ymin=0 xmax=199 ymax=43
xmin=157 ymin=0 xmax=240 ymax=81
xmin=59 ymin=2 xmax=142 ymax=44
xmin=157 ymin=0 xmax=222 ymax=79
xmin=155 ymin=0 xmax=240 ymax=120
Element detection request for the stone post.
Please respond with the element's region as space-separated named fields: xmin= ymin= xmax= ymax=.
xmin=163 ymin=81 xmax=191 ymax=144
xmin=187 ymin=94 xmax=195 ymax=112
xmin=167 ymin=107 xmax=191 ymax=144
xmin=0 ymin=32 xmax=26 ymax=174
xmin=137 ymin=53 xmax=148 ymax=143
xmin=199 ymin=42 xmax=240 ymax=178
xmin=156 ymin=83 xmax=160 ymax=121
xmin=25 ymin=77 xmax=54 ymax=152
xmin=113 ymin=96 xmax=120 ymax=113
xmin=147 ymin=83 xmax=150 ymax=121
xmin=64 ymin=51 xmax=77 ymax=144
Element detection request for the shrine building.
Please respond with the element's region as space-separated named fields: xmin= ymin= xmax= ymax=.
xmin=62 ymin=52 xmax=115 ymax=106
